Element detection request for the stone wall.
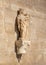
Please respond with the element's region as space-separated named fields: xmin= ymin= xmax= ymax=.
xmin=0 ymin=0 xmax=46 ymax=65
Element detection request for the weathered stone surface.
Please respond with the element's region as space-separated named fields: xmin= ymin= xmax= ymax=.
xmin=4 ymin=8 xmax=17 ymax=34
xmin=0 ymin=0 xmax=46 ymax=65
xmin=0 ymin=8 xmax=4 ymax=33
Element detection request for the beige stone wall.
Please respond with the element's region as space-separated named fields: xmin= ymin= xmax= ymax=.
xmin=0 ymin=0 xmax=46 ymax=65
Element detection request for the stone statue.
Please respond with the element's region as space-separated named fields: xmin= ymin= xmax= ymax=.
xmin=15 ymin=9 xmax=30 ymax=55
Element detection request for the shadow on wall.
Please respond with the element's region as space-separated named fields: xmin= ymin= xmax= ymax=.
xmin=15 ymin=10 xmax=22 ymax=62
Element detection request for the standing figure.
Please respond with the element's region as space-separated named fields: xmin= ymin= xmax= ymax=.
xmin=15 ymin=9 xmax=30 ymax=55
